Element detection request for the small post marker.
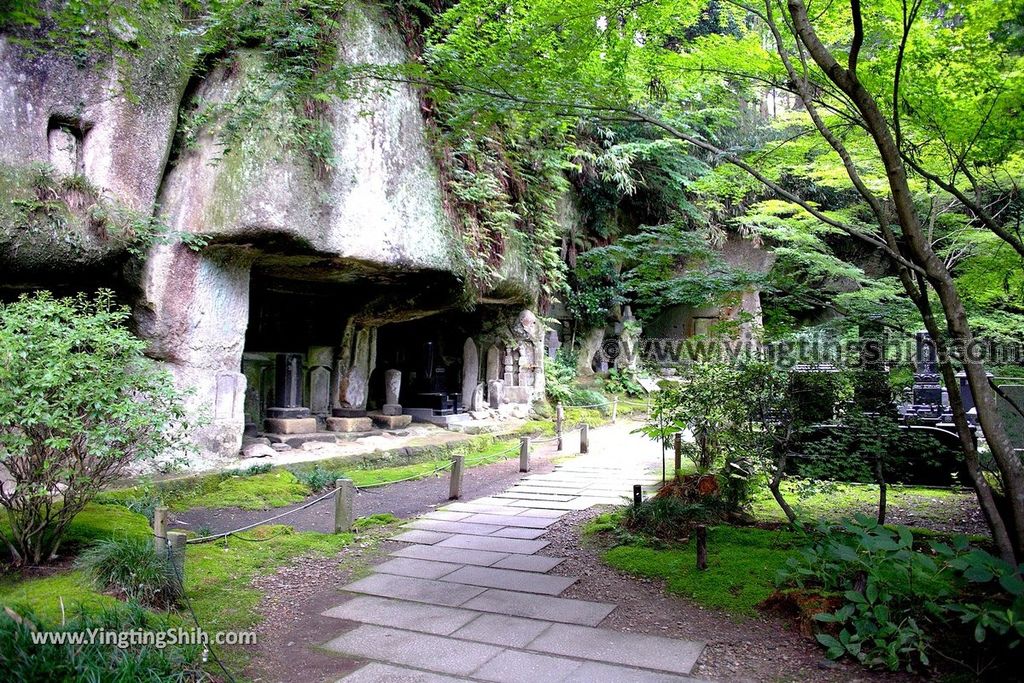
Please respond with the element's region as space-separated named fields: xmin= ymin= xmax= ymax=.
xmin=334 ymin=478 xmax=354 ymax=533
xmin=673 ymin=433 xmax=682 ymax=475
xmin=696 ymin=524 xmax=708 ymax=571
xmin=519 ymin=436 xmax=531 ymax=472
xmin=612 ymin=396 xmax=619 ymax=424
xmin=152 ymin=506 xmax=168 ymax=558
xmin=633 ymin=484 xmax=642 ymax=508
xmin=449 ymin=455 xmax=465 ymax=499
xmin=580 ymin=423 xmax=589 ymax=454
xmin=167 ymin=531 xmax=187 ymax=586
xmin=555 ymin=402 xmax=564 ymax=451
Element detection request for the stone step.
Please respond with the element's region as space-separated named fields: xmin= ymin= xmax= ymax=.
xmin=322 ymin=595 xmax=477 ymax=635
xmin=336 ymin=662 xmax=471 ymax=682
xmin=459 ymin=514 xmax=555 ymax=529
xmin=491 ymin=555 xmax=564 ymax=573
xmin=437 ymin=535 xmax=549 ymax=555
xmin=391 ymin=543 xmax=509 ymax=567
xmin=323 ymin=624 xmax=502 ymax=677
xmin=408 ymin=519 xmax=507 ymax=536
xmin=460 ymin=589 xmax=615 ymax=626
xmin=341 ymin=573 xmax=485 ymax=607
xmin=488 ymin=527 xmax=547 ymax=540
xmin=440 ymin=565 xmax=577 ymax=596
xmin=528 ymin=623 xmax=704 ymax=675
xmin=373 ymin=557 xmax=463 ymax=580
xmin=423 ymin=510 xmax=474 ymax=521
xmin=323 ymin=596 xmax=705 ymax=678
xmin=393 ymin=529 xmax=453 ymax=545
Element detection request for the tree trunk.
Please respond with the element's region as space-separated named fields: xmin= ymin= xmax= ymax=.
xmin=874 ymin=456 xmax=887 ymax=525
xmin=787 ymin=0 xmax=1024 ymax=562
xmin=769 ymin=447 xmax=797 ymax=523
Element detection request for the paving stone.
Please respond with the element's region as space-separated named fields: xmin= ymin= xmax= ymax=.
xmin=322 ymin=624 xmax=501 ymax=677
xmin=511 ymin=486 xmax=586 ymax=496
xmin=450 ymin=613 xmax=553 ymax=648
xmin=491 ymin=555 xmax=565 ymax=573
xmin=423 ymin=510 xmax=473 ymax=521
xmin=461 ymin=589 xmax=616 ymax=626
xmin=373 ymin=557 xmax=463 ymax=580
xmin=441 ymin=565 xmax=577 ymax=595
xmin=341 ymin=573 xmax=485 ymax=607
xmin=493 ymin=507 xmax=564 ymax=519
xmin=503 ymin=499 xmax=595 ymax=511
xmin=321 ymin=595 xmax=477 ymax=635
xmin=438 ymin=535 xmax=549 ymax=555
xmin=492 ymin=492 xmax=576 ymax=502
xmin=526 ymin=623 xmax=703 ymax=675
xmin=561 ymin=661 xmax=704 ymax=682
xmin=470 ymin=649 xmax=582 ymax=683
xmin=460 ymin=514 xmax=554 ymax=529
xmin=488 ymin=527 xmax=547 ymax=540
xmin=409 ymin=519 xmax=507 ymax=536
xmin=392 ymin=530 xmax=453 ymax=545
xmin=391 ymin=543 xmax=509 ymax=567
xmin=440 ymin=503 xmax=528 ymax=515
xmin=336 ymin=662 xmax=471 ymax=682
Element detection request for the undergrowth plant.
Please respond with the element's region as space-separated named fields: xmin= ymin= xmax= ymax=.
xmin=76 ymin=537 xmax=180 ymax=609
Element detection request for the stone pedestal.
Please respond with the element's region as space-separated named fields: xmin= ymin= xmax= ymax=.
xmin=332 ymin=407 xmax=367 ymax=418
xmin=264 ymin=417 xmax=317 ymax=434
xmin=382 ymin=404 xmax=403 ymax=416
xmin=370 ymin=413 xmax=413 ymax=429
xmin=326 ymin=416 xmax=374 ymax=433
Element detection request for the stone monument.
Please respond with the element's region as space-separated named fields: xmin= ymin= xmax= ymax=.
xmin=370 ymin=368 xmax=413 ymax=429
xmin=264 ymin=353 xmax=316 ymax=434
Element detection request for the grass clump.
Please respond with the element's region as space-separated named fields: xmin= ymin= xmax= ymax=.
xmin=0 ymin=603 xmax=206 ymax=681
xmin=353 ymin=514 xmax=399 ymax=531
xmin=76 ymin=537 xmax=179 ymax=608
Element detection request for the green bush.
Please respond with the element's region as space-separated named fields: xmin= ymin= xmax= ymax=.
xmin=0 ymin=291 xmax=191 ymax=564
xmin=0 ymin=603 xmax=206 ymax=681
xmin=778 ymin=515 xmax=1024 ymax=673
xmin=623 ymin=497 xmax=724 ymax=539
xmin=76 ymin=537 xmax=180 ymax=608
xmin=291 ymin=464 xmax=345 ymax=493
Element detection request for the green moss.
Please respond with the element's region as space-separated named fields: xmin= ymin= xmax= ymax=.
xmin=353 ymin=514 xmax=400 ymax=530
xmin=0 ymin=570 xmax=119 ymax=623
xmin=172 ymin=470 xmax=311 ymax=511
xmin=751 ymin=481 xmax=975 ymax=524
xmin=602 ymin=526 xmax=798 ymax=616
xmin=1 ymin=503 xmax=151 ymax=556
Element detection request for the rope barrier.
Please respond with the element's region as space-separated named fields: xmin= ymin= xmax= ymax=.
xmin=185 ymin=486 xmax=341 ymax=544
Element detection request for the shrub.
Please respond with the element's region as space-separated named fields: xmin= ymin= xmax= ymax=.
xmin=778 ymin=515 xmax=1024 ymax=673
xmin=0 ymin=291 xmax=191 ymax=564
xmin=0 ymin=603 xmax=206 ymax=681
xmin=623 ymin=497 xmax=724 ymax=539
xmin=291 ymin=464 xmax=344 ymax=493
xmin=76 ymin=537 xmax=180 ymax=608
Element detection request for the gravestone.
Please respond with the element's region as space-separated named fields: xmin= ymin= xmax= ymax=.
xmin=488 ymin=379 xmax=504 ymax=409
xmin=485 ymin=345 xmax=501 ymax=383
xmin=383 ymin=369 xmax=402 ymax=416
xmin=472 ymin=382 xmax=485 ymax=411
xmin=462 ymin=338 xmax=479 ymax=410
xmin=310 ymin=366 xmax=331 ymax=416
xmin=546 ymin=330 xmax=560 ymax=359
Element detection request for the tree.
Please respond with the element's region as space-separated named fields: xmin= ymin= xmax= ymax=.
xmin=0 ymin=291 xmax=190 ymax=564
xmin=418 ymin=0 xmax=1024 ymax=562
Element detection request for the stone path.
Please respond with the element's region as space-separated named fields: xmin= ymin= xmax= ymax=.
xmin=319 ymin=427 xmax=709 ymax=682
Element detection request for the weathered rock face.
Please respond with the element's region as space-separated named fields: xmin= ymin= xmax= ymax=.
xmin=1 ymin=2 xmax=547 ymax=467
xmin=156 ymin=4 xmax=451 ymax=271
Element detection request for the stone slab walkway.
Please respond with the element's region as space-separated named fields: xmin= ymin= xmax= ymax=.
xmin=320 ymin=424 xmax=709 ymax=682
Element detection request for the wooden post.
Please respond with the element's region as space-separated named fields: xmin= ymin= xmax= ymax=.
xmin=696 ymin=524 xmax=708 ymax=571
xmin=555 ymin=402 xmax=564 ymax=451
xmin=612 ymin=396 xmax=619 ymax=424
xmin=166 ymin=531 xmax=187 ymax=587
xmin=673 ymin=433 xmax=682 ymax=475
xmin=334 ymin=478 xmax=354 ymax=533
xmin=580 ymin=423 xmax=589 ymax=454
xmin=449 ymin=455 xmax=465 ymax=499
xmin=152 ymin=506 xmax=168 ymax=558
xmin=633 ymin=484 xmax=642 ymax=508
xmin=519 ymin=437 xmax=530 ymax=472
